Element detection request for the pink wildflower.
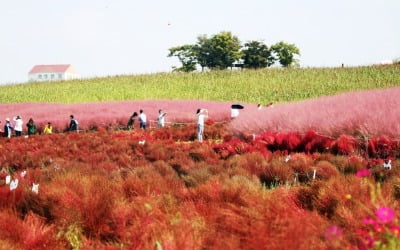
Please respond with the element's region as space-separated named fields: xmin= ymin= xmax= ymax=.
xmin=362 ymin=218 xmax=376 ymax=225
xmin=376 ymin=206 xmax=395 ymax=224
xmin=356 ymin=169 xmax=371 ymax=178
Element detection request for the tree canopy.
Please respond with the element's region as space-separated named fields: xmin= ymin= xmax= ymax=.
xmin=168 ymin=45 xmax=197 ymax=72
xmin=196 ymin=32 xmax=242 ymax=70
xmin=168 ymin=32 xmax=300 ymax=71
xmin=271 ymin=41 xmax=301 ymax=68
xmin=242 ymin=40 xmax=275 ymax=68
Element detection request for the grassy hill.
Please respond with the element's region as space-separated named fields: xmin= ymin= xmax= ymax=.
xmin=1 ymin=65 xmax=399 ymax=104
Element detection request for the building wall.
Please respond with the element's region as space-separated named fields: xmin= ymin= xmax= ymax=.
xmin=28 ymin=71 xmax=80 ymax=82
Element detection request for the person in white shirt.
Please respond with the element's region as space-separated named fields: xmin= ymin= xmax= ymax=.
xmin=196 ymin=108 xmax=208 ymax=142
xmin=231 ymin=108 xmax=240 ymax=118
xmin=13 ymin=115 xmax=23 ymax=137
xmin=157 ymin=109 xmax=167 ymax=128
xmin=139 ymin=109 xmax=147 ymax=129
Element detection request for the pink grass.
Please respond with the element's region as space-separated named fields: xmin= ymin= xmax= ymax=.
xmin=230 ymin=87 xmax=400 ymax=138
xmin=0 ymin=100 xmax=233 ymax=132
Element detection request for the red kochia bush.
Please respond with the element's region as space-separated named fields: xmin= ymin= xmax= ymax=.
xmin=368 ymin=135 xmax=398 ymax=158
xmin=2 ymin=125 xmax=400 ymax=248
xmin=331 ymin=135 xmax=358 ymax=155
xmin=252 ymin=130 xmax=400 ymax=158
xmin=300 ymin=130 xmax=334 ymax=153
xmin=44 ymin=170 xmax=122 ymax=240
xmin=0 ymin=211 xmax=64 ymax=249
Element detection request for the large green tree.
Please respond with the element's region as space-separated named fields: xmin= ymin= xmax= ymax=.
xmin=168 ymin=33 xmax=301 ymax=71
xmin=271 ymin=41 xmax=300 ymax=67
xmin=196 ymin=32 xmax=242 ymax=70
xmin=242 ymin=40 xmax=275 ymax=68
xmin=167 ymin=45 xmax=198 ymax=72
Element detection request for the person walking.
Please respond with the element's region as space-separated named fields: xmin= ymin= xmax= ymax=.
xmin=127 ymin=112 xmax=138 ymax=130
xmin=196 ymin=108 xmax=208 ymax=142
xmin=13 ymin=116 xmax=23 ymax=137
xmin=157 ymin=109 xmax=167 ymax=128
xmin=43 ymin=122 xmax=53 ymax=134
xmin=3 ymin=118 xmax=13 ymax=138
xmin=69 ymin=115 xmax=79 ymax=132
xmin=139 ymin=110 xmax=147 ymax=129
xmin=26 ymin=118 xmax=37 ymax=135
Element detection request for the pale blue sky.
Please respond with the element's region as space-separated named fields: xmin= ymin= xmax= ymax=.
xmin=0 ymin=0 xmax=399 ymax=84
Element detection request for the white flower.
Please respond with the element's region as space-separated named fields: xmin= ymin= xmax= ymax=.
xmin=5 ymin=175 xmax=11 ymax=185
xmin=383 ymin=160 xmax=392 ymax=170
xmin=10 ymin=179 xmax=19 ymax=191
xmin=32 ymin=183 xmax=39 ymax=194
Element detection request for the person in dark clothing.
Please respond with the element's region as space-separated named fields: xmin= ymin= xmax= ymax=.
xmin=127 ymin=112 xmax=138 ymax=130
xmin=69 ymin=115 xmax=79 ymax=132
xmin=3 ymin=118 xmax=13 ymax=138
xmin=26 ymin=118 xmax=37 ymax=135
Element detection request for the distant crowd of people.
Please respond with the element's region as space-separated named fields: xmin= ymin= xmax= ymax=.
xmin=1 ymin=115 xmax=79 ymax=138
xmin=126 ymin=108 xmax=208 ymax=142
xmin=126 ymin=109 xmax=167 ymax=130
xmin=1 ymin=108 xmax=211 ymax=142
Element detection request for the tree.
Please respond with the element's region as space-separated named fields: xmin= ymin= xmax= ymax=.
xmin=168 ymin=33 xmax=301 ymax=71
xmin=242 ymin=40 xmax=275 ymax=68
xmin=196 ymin=32 xmax=242 ymax=70
xmin=271 ymin=41 xmax=300 ymax=67
xmin=167 ymin=45 xmax=198 ymax=72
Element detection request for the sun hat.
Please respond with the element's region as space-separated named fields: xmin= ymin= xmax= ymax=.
xmin=6 ymin=118 xmax=10 ymax=122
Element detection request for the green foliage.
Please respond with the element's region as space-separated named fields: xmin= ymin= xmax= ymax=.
xmin=196 ymin=31 xmax=242 ymax=69
xmin=271 ymin=41 xmax=301 ymax=67
xmin=242 ymin=40 xmax=275 ymax=68
xmin=168 ymin=45 xmax=198 ymax=72
xmin=62 ymin=225 xmax=82 ymax=250
xmin=168 ymin=31 xmax=301 ymax=70
xmin=0 ymin=65 xmax=400 ymax=104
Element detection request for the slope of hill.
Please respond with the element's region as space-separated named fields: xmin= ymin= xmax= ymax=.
xmin=1 ymin=65 xmax=399 ymax=104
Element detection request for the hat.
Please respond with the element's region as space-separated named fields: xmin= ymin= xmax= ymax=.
xmin=5 ymin=118 xmax=10 ymax=122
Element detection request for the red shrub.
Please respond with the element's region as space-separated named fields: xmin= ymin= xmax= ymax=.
xmin=368 ymin=136 xmax=398 ymax=158
xmin=314 ymin=160 xmax=339 ymax=180
xmin=332 ymin=135 xmax=358 ymax=155
xmin=0 ymin=211 xmax=64 ymax=249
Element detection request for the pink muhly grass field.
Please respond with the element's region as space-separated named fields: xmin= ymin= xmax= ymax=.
xmin=230 ymin=87 xmax=400 ymax=138
xmin=0 ymin=100 xmax=233 ymax=131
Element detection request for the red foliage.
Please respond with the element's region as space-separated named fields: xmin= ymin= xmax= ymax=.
xmin=0 ymin=126 xmax=399 ymax=248
xmin=332 ymin=135 xmax=358 ymax=155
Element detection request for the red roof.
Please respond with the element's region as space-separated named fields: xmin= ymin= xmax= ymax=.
xmin=29 ymin=64 xmax=71 ymax=74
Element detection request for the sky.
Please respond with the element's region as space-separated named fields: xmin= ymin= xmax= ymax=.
xmin=0 ymin=0 xmax=399 ymax=85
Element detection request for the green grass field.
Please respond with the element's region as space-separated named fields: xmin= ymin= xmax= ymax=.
xmin=1 ymin=65 xmax=399 ymax=104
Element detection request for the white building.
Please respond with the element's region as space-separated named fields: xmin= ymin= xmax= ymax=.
xmin=28 ymin=64 xmax=79 ymax=82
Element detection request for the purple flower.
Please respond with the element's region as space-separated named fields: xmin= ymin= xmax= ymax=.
xmin=324 ymin=225 xmax=343 ymax=240
xmin=376 ymin=206 xmax=395 ymax=224
xmin=356 ymin=169 xmax=371 ymax=178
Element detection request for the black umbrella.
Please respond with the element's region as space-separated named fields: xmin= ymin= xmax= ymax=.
xmin=231 ymin=104 xmax=244 ymax=109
